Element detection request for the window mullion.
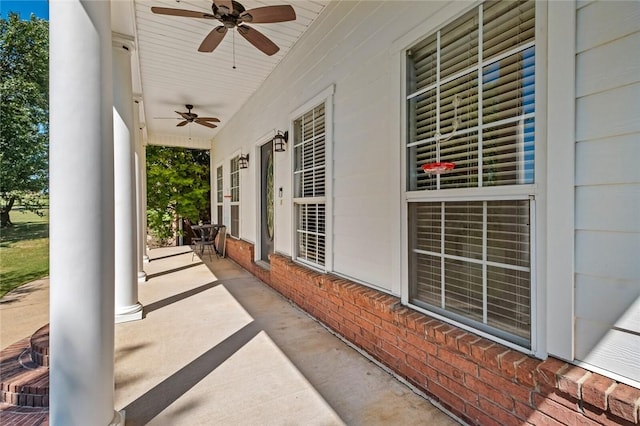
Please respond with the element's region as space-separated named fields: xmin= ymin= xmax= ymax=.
xmin=408 ymin=66 xmax=476 ymax=101
xmin=436 ymin=30 xmax=441 ymax=191
xmin=478 ymin=4 xmax=484 ymax=188
xmin=311 ymin=110 xmax=316 ymax=195
xmin=482 ymin=40 xmax=535 ymax=69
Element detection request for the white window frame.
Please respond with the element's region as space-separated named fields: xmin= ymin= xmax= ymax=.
xmin=290 ymin=85 xmax=334 ymax=272
xmin=398 ymin=1 xmax=549 ymax=356
xmin=229 ymin=154 xmax=241 ymax=239
xmin=215 ymin=162 xmax=224 ymax=224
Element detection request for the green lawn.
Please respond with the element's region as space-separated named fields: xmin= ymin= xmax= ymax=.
xmin=0 ymin=209 xmax=49 ymax=298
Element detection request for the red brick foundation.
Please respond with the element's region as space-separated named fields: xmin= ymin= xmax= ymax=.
xmin=225 ymin=238 xmax=271 ymax=285
xmin=225 ymin=241 xmax=640 ymax=425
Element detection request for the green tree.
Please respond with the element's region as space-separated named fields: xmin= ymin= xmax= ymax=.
xmin=146 ymin=146 xmax=210 ymax=245
xmin=0 ymin=13 xmax=49 ymax=227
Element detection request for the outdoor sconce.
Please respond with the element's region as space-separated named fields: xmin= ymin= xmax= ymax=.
xmin=238 ymin=154 xmax=249 ymax=169
xmin=273 ymin=130 xmax=288 ymax=152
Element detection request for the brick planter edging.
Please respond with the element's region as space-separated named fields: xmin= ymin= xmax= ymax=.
xmin=0 ymin=338 xmax=49 ymax=408
xmin=264 ymin=253 xmax=639 ymax=426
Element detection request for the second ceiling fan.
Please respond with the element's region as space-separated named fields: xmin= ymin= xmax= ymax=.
xmin=151 ymin=0 xmax=296 ymax=56
xmin=160 ymin=104 xmax=220 ymax=129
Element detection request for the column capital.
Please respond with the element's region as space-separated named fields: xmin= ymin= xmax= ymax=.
xmin=112 ymin=32 xmax=135 ymax=54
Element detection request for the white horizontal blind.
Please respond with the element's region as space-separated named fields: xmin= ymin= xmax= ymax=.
xmin=407 ymin=0 xmax=535 ymax=191
xmin=293 ymin=103 xmax=326 ymax=267
xmin=409 ymin=200 xmax=531 ymax=344
xmin=216 ymin=166 xmax=223 ymax=203
xmin=216 ymin=166 xmax=223 ymax=204
xmin=297 ymin=203 xmax=326 ymax=266
xmin=406 ymin=1 xmax=535 ymax=347
xmin=294 ymin=104 xmax=326 ymax=198
xmin=230 ymin=156 xmax=239 ymax=237
xmin=216 ymin=165 xmax=223 ymax=224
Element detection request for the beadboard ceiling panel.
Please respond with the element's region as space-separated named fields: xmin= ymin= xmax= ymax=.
xmin=132 ymin=0 xmax=329 ymax=145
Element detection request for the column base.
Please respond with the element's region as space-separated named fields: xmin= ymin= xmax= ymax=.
xmin=143 ymin=254 xmax=150 ymax=264
xmin=115 ymin=302 xmax=143 ymax=323
xmin=109 ymin=409 xmax=125 ymax=426
xmin=137 ymin=271 xmax=147 ymax=283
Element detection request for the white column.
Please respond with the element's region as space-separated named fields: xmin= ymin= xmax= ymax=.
xmin=49 ymin=1 xmax=121 ymax=425
xmin=133 ymin=101 xmax=147 ymax=282
xmin=113 ymin=34 xmax=143 ymax=323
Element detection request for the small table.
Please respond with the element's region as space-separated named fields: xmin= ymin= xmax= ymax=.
xmin=191 ymin=224 xmax=224 ymax=257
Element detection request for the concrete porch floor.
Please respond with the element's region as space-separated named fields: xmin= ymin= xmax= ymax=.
xmin=1 ymin=246 xmax=460 ymax=425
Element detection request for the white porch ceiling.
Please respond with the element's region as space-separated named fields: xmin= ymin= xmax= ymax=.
xmin=122 ymin=0 xmax=329 ymax=146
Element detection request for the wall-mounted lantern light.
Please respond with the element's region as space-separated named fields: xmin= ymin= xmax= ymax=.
xmin=273 ymin=130 xmax=288 ymax=152
xmin=239 ymin=154 xmax=249 ymax=169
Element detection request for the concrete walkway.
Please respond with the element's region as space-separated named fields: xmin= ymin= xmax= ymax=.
xmin=1 ymin=246 xmax=460 ymax=425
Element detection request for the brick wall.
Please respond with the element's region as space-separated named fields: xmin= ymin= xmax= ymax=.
xmin=225 ymin=241 xmax=640 ymax=425
xmin=225 ymin=238 xmax=271 ymax=285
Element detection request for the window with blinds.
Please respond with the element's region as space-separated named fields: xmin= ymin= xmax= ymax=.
xmin=407 ymin=0 xmax=535 ymax=191
xmin=293 ymin=103 xmax=326 ymax=267
xmin=406 ymin=1 xmax=535 ymax=347
xmin=230 ymin=156 xmax=240 ymax=237
xmin=216 ymin=165 xmax=223 ymax=224
xmin=409 ymin=200 xmax=531 ymax=345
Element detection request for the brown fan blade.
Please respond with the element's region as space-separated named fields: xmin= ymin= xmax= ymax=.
xmin=213 ymin=1 xmax=234 ymax=14
xmin=240 ymin=5 xmax=296 ymax=24
xmin=151 ymin=7 xmax=215 ymax=19
xmin=198 ymin=26 xmax=228 ymax=53
xmin=195 ymin=119 xmax=217 ymax=129
xmin=177 ymin=121 xmax=189 ymax=127
xmin=237 ymin=25 xmax=279 ymax=56
xmin=196 ymin=117 xmax=220 ymax=123
xmin=175 ymin=111 xmax=191 ymax=120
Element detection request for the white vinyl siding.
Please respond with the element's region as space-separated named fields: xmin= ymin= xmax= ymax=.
xmin=574 ymin=0 xmax=640 ymax=385
xmin=406 ymin=1 xmax=536 ymax=347
xmin=293 ymin=103 xmax=327 ymax=268
xmin=230 ymin=156 xmax=240 ymax=237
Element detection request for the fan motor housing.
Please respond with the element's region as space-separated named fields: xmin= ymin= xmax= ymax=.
xmin=213 ymin=1 xmax=245 ymax=18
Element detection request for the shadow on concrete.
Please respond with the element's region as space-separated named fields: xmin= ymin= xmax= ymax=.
xmin=148 ymin=248 xmax=193 ymax=262
xmin=123 ymin=321 xmax=260 ymax=425
xmin=143 ymin=281 xmax=221 ymax=315
xmin=0 ymin=279 xmax=48 ymax=306
xmin=145 ymin=262 xmax=203 ymax=280
xmin=115 ymin=343 xmax=151 ymax=363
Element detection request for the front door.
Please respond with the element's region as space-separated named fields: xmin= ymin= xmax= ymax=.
xmin=260 ymin=141 xmax=275 ymax=262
